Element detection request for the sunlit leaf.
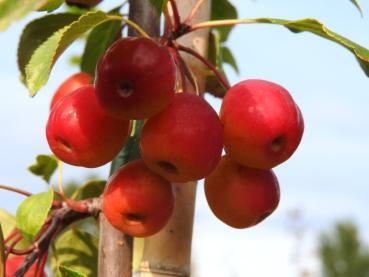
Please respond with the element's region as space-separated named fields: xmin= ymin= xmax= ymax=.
xmin=18 ymin=13 xmax=80 ymax=78
xmin=38 ymin=0 xmax=64 ymax=12
xmin=59 ymin=265 xmax=87 ymax=277
xmin=208 ymin=17 xmax=369 ymax=77
xmin=25 ymin=10 xmax=122 ymax=96
xmin=16 ymin=189 xmax=54 ymax=241
xmin=0 ymin=209 xmax=29 ymax=250
xmin=0 ymin=0 xmax=47 ymax=31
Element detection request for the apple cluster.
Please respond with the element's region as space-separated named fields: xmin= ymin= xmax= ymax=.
xmin=46 ymin=37 xmax=304 ymax=237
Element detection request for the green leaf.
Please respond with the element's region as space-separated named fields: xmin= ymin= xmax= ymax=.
xmin=16 ymin=189 xmax=54 ymax=241
xmin=59 ymin=265 xmax=87 ymax=277
xmin=148 ymin=0 xmax=168 ymax=15
xmin=0 ymin=0 xmax=47 ymax=31
xmin=349 ymin=0 xmax=363 ymax=16
xmin=52 ymin=229 xmax=98 ymax=277
xmin=81 ymin=8 xmax=122 ymax=76
xmin=254 ymin=18 xmax=369 ymax=77
xmin=221 ymin=46 xmax=239 ymax=73
xmin=25 ymin=10 xmax=122 ymax=96
xmin=28 ymin=154 xmax=58 ymax=183
xmin=0 ymin=209 xmax=16 ymax=238
xmin=38 ymin=0 xmax=64 ymax=12
xmin=72 ymin=180 xmax=106 ymax=200
xmin=0 ymin=209 xmax=30 ymax=250
xmin=211 ymin=0 xmax=238 ymax=42
xmin=18 ymin=13 xmax=80 ymax=78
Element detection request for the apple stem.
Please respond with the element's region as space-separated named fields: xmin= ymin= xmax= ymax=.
xmin=176 ymin=51 xmax=199 ymax=94
xmin=168 ymin=0 xmax=182 ymax=31
xmin=189 ymin=18 xmax=259 ymax=32
xmin=177 ymin=43 xmax=230 ymax=90
xmin=0 ymin=184 xmax=32 ymax=197
xmin=5 ymin=234 xmax=23 ymax=259
xmin=184 ymin=0 xmax=206 ymax=24
xmin=168 ymin=47 xmax=187 ymax=92
xmin=108 ymin=15 xmax=150 ymax=38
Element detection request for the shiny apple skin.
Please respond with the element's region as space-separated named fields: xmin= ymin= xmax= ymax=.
xmin=205 ymin=155 xmax=280 ymax=229
xmin=95 ymin=37 xmax=176 ymax=119
xmin=140 ymin=93 xmax=223 ymax=183
xmin=50 ymin=72 xmax=92 ymax=110
xmin=220 ymin=79 xmax=304 ymax=169
xmin=46 ymin=85 xmax=131 ymax=168
xmin=102 ymin=160 xmax=175 ymax=237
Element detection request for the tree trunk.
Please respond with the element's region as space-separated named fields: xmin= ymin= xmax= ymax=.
xmin=98 ymin=2 xmax=160 ymax=276
xmin=140 ymin=1 xmax=211 ymax=276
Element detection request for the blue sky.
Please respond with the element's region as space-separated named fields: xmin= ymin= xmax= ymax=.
xmin=2 ymin=0 xmax=369 ymax=276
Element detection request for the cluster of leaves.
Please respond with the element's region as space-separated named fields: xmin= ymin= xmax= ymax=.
xmin=1 ymin=0 xmax=369 ymax=276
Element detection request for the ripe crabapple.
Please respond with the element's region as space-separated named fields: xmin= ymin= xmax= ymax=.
xmin=50 ymin=72 xmax=92 ymax=110
xmin=95 ymin=37 xmax=176 ymax=119
xmin=6 ymin=255 xmax=46 ymax=277
xmin=140 ymin=93 xmax=223 ymax=183
xmin=102 ymin=160 xmax=175 ymax=237
xmin=220 ymin=79 xmax=304 ymax=169
xmin=205 ymin=155 xmax=280 ymax=229
xmin=46 ymin=85 xmax=131 ymax=168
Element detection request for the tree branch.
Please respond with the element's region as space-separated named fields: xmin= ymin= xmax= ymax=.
xmin=14 ymin=198 xmax=101 ymax=277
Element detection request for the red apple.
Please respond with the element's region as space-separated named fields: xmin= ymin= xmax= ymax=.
xmin=102 ymin=160 xmax=175 ymax=237
xmin=95 ymin=37 xmax=176 ymax=119
xmin=50 ymin=72 xmax=92 ymax=110
xmin=205 ymin=155 xmax=280 ymax=228
xmin=46 ymin=85 xmax=131 ymax=168
xmin=140 ymin=93 xmax=223 ymax=183
xmin=6 ymin=255 xmax=46 ymax=277
xmin=220 ymin=79 xmax=304 ymax=169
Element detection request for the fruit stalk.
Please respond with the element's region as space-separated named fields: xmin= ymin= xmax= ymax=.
xmin=97 ymin=1 xmax=160 ymax=277
xmin=139 ymin=1 xmax=211 ymax=276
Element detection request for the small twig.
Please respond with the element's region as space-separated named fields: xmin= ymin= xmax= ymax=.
xmin=0 ymin=184 xmax=32 ymax=197
xmin=190 ymin=18 xmax=259 ymax=33
xmin=109 ymin=15 xmax=150 ymax=38
xmin=5 ymin=234 xmax=23 ymax=258
xmin=184 ymin=0 xmax=206 ymax=24
xmin=57 ymin=161 xmax=90 ymax=213
xmin=176 ymin=51 xmax=199 ymax=94
xmin=176 ymin=43 xmax=230 ymax=90
xmin=34 ymin=251 xmax=48 ymax=277
xmin=168 ymin=47 xmax=187 ymax=92
xmin=168 ymin=0 xmax=181 ymax=30
xmin=4 ymin=228 xmax=20 ymax=244
xmin=13 ymin=198 xmax=101 ymax=277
